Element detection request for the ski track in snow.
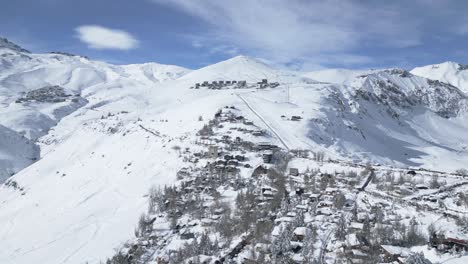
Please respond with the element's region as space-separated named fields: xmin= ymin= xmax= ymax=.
xmin=237 ymin=93 xmax=290 ymax=150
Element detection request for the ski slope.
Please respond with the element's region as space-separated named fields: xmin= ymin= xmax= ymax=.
xmin=0 ymin=38 xmax=468 ymax=263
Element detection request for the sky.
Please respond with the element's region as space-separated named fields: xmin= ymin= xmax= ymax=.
xmin=1 ymin=0 xmax=468 ymax=71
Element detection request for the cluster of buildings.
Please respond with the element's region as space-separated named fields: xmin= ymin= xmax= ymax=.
xmin=192 ymin=79 xmax=280 ymax=90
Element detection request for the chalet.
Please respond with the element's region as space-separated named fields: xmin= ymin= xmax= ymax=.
xmin=289 ymin=168 xmax=299 ymax=176
xmin=235 ymin=115 xmax=244 ymax=121
xmin=237 ymin=80 xmax=247 ymax=87
xmin=317 ymin=201 xmax=333 ymax=208
xmin=349 ymin=222 xmax=364 ymax=231
xmin=215 ymin=159 xmax=226 ymax=166
xmin=180 ymin=230 xmax=195 ymax=240
xmin=213 ymin=208 xmax=224 ymax=216
xmin=252 ymin=130 xmax=264 ymax=136
xmin=234 ymin=155 xmax=245 ymax=161
xmin=381 ymin=245 xmax=410 ymax=263
xmin=293 ymin=227 xmax=308 ymax=241
xmin=430 ymin=232 xmax=468 ymax=252
xmin=325 ymin=187 xmax=338 ymax=195
xmin=274 ymin=216 xmax=294 ymax=224
xmin=291 ymin=115 xmax=302 ymax=121
xmin=316 ymin=207 xmax=332 ymax=216
xmin=345 ymin=233 xmax=361 ymax=249
xmin=356 ymin=212 xmax=368 ymax=223
xmin=208 ymin=145 xmax=218 ymax=159
xmin=309 ymin=193 xmax=321 ymax=203
xmin=226 ymin=166 xmax=239 ymax=176
xmin=262 ymin=152 xmax=273 ymax=163
xmin=227 ymin=160 xmax=239 ymax=166
xmin=257 ymin=143 xmax=277 ymax=151
xmin=295 ymin=204 xmax=308 ymax=211
xmin=243 ymin=119 xmax=254 ymax=126
xmin=224 ymin=154 xmax=234 ymax=160
xmin=252 ymin=165 xmax=268 ymax=177
xmin=415 ymin=184 xmax=429 ymax=190
xmin=349 ymin=249 xmax=368 ymax=263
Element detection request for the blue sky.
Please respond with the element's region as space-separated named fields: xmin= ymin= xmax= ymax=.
xmin=2 ymin=0 xmax=468 ymax=70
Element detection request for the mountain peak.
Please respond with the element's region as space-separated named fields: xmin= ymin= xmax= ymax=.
xmin=411 ymin=61 xmax=468 ymax=93
xmin=0 ymin=37 xmax=30 ymax=53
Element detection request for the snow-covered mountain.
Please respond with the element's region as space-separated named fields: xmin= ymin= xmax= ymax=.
xmin=0 ymin=38 xmax=467 ymax=263
xmin=0 ymin=39 xmax=191 ymax=180
xmin=179 ymin=55 xmax=315 ymax=84
xmin=411 ymin=61 xmax=468 ymax=94
xmin=302 ymin=68 xmax=378 ymax=84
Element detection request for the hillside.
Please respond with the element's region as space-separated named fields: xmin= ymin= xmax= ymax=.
xmin=411 ymin=61 xmax=468 ymax=94
xmin=302 ymin=68 xmax=378 ymax=84
xmin=0 ymin=39 xmax=467 ymax=263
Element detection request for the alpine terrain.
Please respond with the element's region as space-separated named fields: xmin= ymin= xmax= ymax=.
xmin=0 ymin=38 xmax=467 ymax=264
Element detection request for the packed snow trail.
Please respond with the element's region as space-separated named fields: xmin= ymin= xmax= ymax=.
xmin=237 ymin=94 xmax=290 ymax=150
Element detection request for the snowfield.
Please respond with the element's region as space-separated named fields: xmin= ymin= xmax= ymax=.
xmin=412 ymin=61 xmax=468 ymax=94
xmin=0 ymin=39 xmax=467 ymax=263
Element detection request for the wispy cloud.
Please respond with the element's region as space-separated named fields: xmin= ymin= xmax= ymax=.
xmin=75 ymin=25 xmax=138 ymax=50
xmin=153 ymin=0 xmax=426 ymax=68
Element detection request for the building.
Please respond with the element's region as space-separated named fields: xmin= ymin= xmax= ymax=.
xmin=252 ymin=165 xmax=268 ymax=177
xmin=289 ymin=168 xmax=299 ymax=176
xmin=207 ymin=145 xmax=218 ymax=159
xmin=263 ymin=152 xmax=273 ymax=163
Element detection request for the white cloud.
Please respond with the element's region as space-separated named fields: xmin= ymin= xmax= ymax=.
xmin=153 ymin=0 xmax=423 ymax=67
xmin=75 ymin=25 xmax=138 ymax=50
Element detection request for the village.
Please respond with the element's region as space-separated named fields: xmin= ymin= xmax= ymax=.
xmin=190 ymin=79 xmax=280 ymax=90
xmin=106 ymin=106 xmax=468 ymax=264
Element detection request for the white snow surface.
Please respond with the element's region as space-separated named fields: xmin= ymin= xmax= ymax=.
xmin=411 ymin=61 xmax=468 ymax=94
xmin=0 ymin=40 xmax=468 ymax=263
xmin=302 ymin=68 xmax=379 ymax=84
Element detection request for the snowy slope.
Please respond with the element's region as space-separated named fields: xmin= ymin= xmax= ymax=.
xmin=302 ymin=68 xmax=378 ymax=84
xmin=1 ymin=40 xmax=468 ymax=263
xmin=0 ymin=39 xmax=190 ymax=181
xmin=179 ymin=55 xmax=315 ymax=84
xmin=121 ymin=62 xmax=191 ymax=85
xmin=233 ymin=69 xmax=468 ymax=170
xmin=411 ymin=61 xmax=468 ymax=94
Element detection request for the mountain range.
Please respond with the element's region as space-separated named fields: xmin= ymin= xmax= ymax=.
xmin=0 ymin=38 xmax=467 ymax=263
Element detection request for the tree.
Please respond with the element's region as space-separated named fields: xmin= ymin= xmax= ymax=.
xmin=430 ymin=174 xmax=440 ymax=189
xmin=336 ymin=214 xmax=347 ymax=241
xmin=455 ymin=168 xmax=468 ymax=177
xmin=302 ymin=227 xmax=316 ymax=264
xmin=405 ymin=218 xmax=426 ymax=247
xmin=271 ymin=224 xmax=292 ymax=263
xmin=333 ymin=192 xmax=346 ymax=209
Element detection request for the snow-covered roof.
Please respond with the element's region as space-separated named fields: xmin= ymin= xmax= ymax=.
xmin=293 ymin=227 xmax=308 ymax=236
xmin=381 ymin=245 xmax=411 ymax=257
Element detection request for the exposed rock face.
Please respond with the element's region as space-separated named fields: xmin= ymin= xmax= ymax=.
xmin=0 ymin=37 xmax=30 ymax=53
